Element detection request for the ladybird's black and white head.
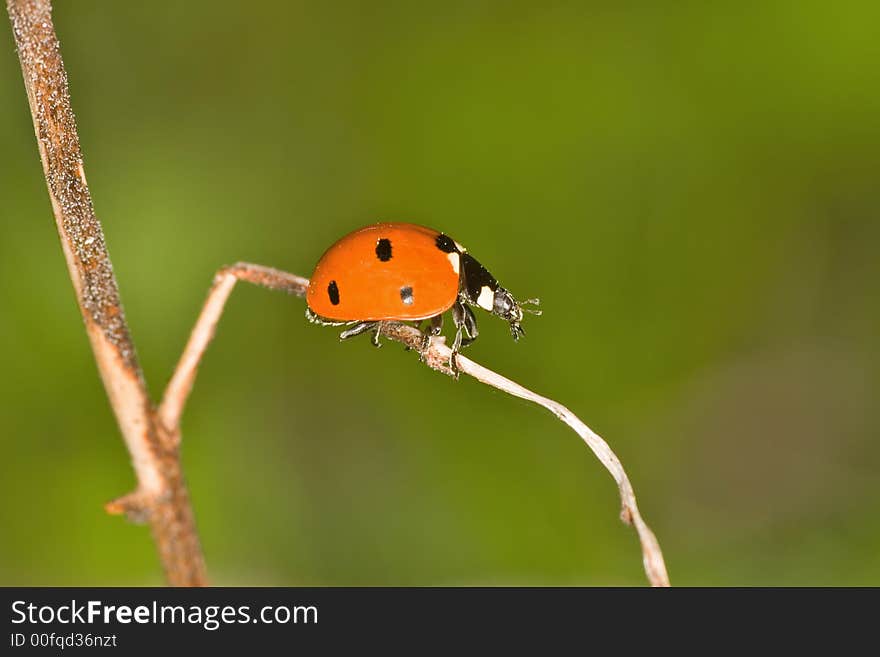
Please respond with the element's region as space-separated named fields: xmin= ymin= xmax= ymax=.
xmin=459 ymin=252 xmax=541 ymax=341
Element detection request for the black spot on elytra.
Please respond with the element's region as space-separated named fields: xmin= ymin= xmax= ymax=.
xmin=327 ymin=280 xmax=340 ymax=305
xmin=375 ymin=238 xmax=392 ymax=262
xmin=435 ymin=234 xmax=457 ymax=253
xmin=400 ymin=285 xmax=414 ymax=306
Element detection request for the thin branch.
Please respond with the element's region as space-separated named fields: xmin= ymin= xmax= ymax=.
xmin=8 ymin=0 xmax=207 ymax=585
xmin=159 ymin=264 xmax=308 ymax=433
xmin=165 ymin=264 xmax=670 ymax=586
xmin=449 ymin=351 xmax=670 ymax=587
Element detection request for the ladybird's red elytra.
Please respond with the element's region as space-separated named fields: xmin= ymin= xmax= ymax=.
xmin=306 ymin=222 xmax=540 ymax=366
xmin=307 ymin=223 xmax=460 ymax=322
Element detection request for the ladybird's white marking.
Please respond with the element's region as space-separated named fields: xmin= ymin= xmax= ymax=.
xmin=400 ymin=285 xmax=414 ymax=305
xmin=476 ymin=285 xmax=494 ymax=311
xmin=454 ymin=239 xmax=466 ymax=252
xmin=447 ymin=252 xmax=460 ymax=275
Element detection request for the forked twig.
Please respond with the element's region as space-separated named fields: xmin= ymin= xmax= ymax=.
xmin=8 ymin=0 xmax=207 ymax=585
xmin=163 ymin=263 xmax=671 ymax=587
xmin=159 ymin=263 xmax=308 ymax=434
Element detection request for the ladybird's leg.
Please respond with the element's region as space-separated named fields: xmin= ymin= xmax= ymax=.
xmin=306 ymin=307 xmax=348 ymax=327
xmin=371 ymin=321 xmax=384 ymax=348
xmin=419 ymin=314 xmax=444 ymax=353
xmin=460 ymin=304 xmax=479 ymax=348
xmin=451 ymin=302 xmax=464 ymax=351
xmin=449 ymin=302 xmax=469 ymax=374
xmin=448 ymin=303 xmax=480 ymax=375
xmin=430 ymin=313 xmax=444 ymax=335
xmin=338 ymin=321 xmax=378 ymax=341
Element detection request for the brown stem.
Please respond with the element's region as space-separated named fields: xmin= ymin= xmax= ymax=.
xmin=159 ymin=263 xmax=308 ymax=432
xmin=7 ymin=0 xmax=207 ymax=586
xmin=166 ymin=264 xmax=670 ymax=586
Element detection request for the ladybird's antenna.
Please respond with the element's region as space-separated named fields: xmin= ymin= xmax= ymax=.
xmin=520 ymin=298 xmax=543 ymax=316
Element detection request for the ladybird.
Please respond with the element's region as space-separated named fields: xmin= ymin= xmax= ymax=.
xmin=305 ymin=222 xmax=540 ymax=366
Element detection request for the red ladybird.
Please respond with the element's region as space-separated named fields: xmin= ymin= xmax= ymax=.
xmin=306 ymin=222 xmax=540 ymax=364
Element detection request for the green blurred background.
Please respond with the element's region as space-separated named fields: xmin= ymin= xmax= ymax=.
xmin=1 ymin=1 xmax=878 ymax=585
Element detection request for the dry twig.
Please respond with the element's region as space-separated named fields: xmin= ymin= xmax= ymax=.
xmin=166 ymin=264 xmax=671 ymax=586
xmin=8 ymin=0 xmax=207 ymax=585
